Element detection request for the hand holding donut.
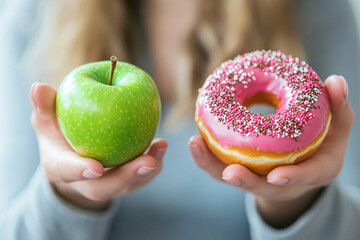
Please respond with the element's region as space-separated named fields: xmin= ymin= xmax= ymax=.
xmin=189 ymin=75 xmax=353 ymax=228
xmin=31 ymin=83 xmax=167 ymax=211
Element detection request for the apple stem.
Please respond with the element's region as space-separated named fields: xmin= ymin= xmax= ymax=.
xmin=109 ymin=55 xmax=118 ymax=86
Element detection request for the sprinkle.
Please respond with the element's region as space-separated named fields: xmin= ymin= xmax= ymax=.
xmin=201 ymin=50 xmax=324 ymax=140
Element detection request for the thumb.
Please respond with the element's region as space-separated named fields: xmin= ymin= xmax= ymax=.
xmin=31 ymin=82 xmax=57 ymax=121
xmin=324 ymin=75 xmax=354 ymax=133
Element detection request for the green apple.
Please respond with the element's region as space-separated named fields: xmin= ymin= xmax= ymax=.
xmin=56 ymin=57 xmax=161 ymax=167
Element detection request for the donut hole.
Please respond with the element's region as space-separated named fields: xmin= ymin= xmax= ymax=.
xmin=244 ymin=92 xmax=281 ymax=115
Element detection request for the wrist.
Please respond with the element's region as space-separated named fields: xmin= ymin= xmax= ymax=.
xmin=52 ymin=182 xmax=111 ymax=212
xmin=256 ymin=187 xmax=325 ymax=229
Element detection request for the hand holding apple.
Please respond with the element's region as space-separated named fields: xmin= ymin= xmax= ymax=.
xmin=56 ymin=56 xmax=161 ymax=167
xmin=30 ymin=65 xmax=166 ymax=211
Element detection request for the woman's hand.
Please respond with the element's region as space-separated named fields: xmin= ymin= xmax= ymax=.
xmin=189 ymin=75 xmax=354 ymax=228
xmin=31 ymin=82 xmax=167 ymax=211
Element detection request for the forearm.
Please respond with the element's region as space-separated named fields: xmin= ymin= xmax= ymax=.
xmin=0 ymin=166 xmax=118 ymax=240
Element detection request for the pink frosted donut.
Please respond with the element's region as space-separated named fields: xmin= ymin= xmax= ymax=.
xmin=195 ymin=50 xmax=331 ymax=175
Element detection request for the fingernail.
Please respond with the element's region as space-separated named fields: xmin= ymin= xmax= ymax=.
xmin=339 ymin=75 xmax=348 ymax=102
xmin=267 ymin=177 xmax=289 ymax=185
xmin=31 ymin=82 xmax=40 ymax=106
xmin=222 ymin=176 xmax=242 ymax=186
xmin=189 ymin=144 xmax=203 ymax=158
xmin=154 ymin=148 xmax=166 ymax=161
xmin=82 ymin=169 xmax=102 ymax=179
xmin=137 ymin=166 xmax=157 ymax=176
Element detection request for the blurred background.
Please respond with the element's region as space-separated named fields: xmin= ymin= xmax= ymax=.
xmin=350 ymin=0 xmax=360 ymax=33
xmin=0 ymin=1 xmax=360 ymax=240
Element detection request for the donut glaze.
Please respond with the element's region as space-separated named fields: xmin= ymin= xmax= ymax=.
xmin=195 ymin=50 xmax=331 ymax=175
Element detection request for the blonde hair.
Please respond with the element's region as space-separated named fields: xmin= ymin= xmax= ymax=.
xmin=24 ymin=0 xmax=303 ymax=127
xmin=172 ymin=0 xmax=304 ymax=124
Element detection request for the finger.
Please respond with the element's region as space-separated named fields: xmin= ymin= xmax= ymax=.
xmin=222 ymin=164 xmax=260 ymax=187
xmin=31 ymin=82 xmax=62 ymax=137
xmin=101 ymin=138 xmax=167 ymax=174
xmin=122 ymin=139 xmax=168 ymax=194
xmin=325 ymin=75 xmax=354 ymax=133
xmin=78 ymin=140 xmax=167 ymax=200
xmin=267 ymin=140 xmax=344 ymax=186
xmin=222 ymin=164 xmax=284 ymax=197
xmin=31 ymin=82 xmax=57 ymax=122
xmin=267 ymin=155 xmax=340 ymax=187
xmin=75 ymin=155 xmax=162 ymax=201
xmin=114 ymin=155 xmax=160 ymax=179
xmin=41 ymin=147 xmax=104 ymax=183
xmin=47 ymin=138 xmax=167 ymax=184
xmin=145 ymin=138 xmax=168 ymax=161
xmin=30 ymin=81 xmax=40 ymax=108
xmin=97 ymin=138 xmax=168 ymax=183
xmin=319 ymin=75 xmax=353 ymax=156
xmin=188 ymin=135 xmax=227 ymax=180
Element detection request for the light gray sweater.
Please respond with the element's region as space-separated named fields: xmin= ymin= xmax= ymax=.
xmin=0 ymin=0 xmax=359 ymax=239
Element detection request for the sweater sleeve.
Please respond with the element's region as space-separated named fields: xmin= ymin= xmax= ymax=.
xmin=246 ymin=182 xmax=360 ymax=240
xmin=0 ymin=166 xmax=120 ymax=240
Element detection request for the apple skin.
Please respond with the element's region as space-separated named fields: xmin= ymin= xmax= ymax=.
xmin=56 ymin=61 xmax=161 ymax=167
